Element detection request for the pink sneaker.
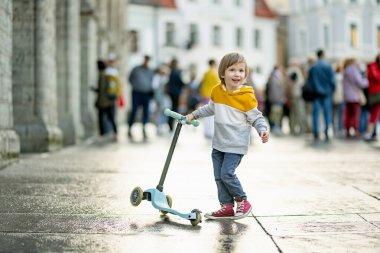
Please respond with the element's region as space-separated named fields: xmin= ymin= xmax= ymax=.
xmin=234 ymin=197 xmax=252 ymax=219
xmin=204 ymin=204 xmax=235 ymax=219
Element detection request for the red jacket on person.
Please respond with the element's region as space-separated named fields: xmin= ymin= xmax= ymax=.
xmin=367 ymin=62 xmax=380 ymax=95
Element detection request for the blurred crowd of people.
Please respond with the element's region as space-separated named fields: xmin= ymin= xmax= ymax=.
xmin=93 ymin=50 xmax=380 ymax=144
xmin=264 ymin=50 xmax=380 ymax=143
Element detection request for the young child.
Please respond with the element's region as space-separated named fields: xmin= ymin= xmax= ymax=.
xmin=186 ymin=52 xmax=269 ymax=219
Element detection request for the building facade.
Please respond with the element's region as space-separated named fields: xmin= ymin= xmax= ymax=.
xmin=127 ymin=0 xmax=277 ymax=88
xmin=0 ymin=0 xmax=129 ymax=166
xmin=288 ymin=0 xmax=380 ymax=64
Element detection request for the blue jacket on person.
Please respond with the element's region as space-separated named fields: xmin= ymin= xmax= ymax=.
xmin=308 ymin=59 xmax=336 ymax=96
xmin=167 ymin=69 xmax=185 ymax=97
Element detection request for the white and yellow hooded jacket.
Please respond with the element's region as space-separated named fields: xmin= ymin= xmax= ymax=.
xmin=192 ymin=84 xmax=267 ymax=155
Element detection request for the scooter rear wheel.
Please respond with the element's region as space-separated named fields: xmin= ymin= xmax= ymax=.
xmin=130 ymin=186 xmax=143 ymax=206
xmin=160 ymin=195 xmax=173 ymax=215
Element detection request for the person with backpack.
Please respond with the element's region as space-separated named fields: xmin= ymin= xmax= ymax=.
xmin=94 ymin=60 xmax=118 ymax=140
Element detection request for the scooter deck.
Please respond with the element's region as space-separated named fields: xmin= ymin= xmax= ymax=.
xmin=144 ymin=188 xmax=198 ymax=220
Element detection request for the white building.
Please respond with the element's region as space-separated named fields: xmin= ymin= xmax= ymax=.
xmin=288 ymin=0 xmax=380 ymax=64
xmin=127 ymin=0 xmax=277 ymax=88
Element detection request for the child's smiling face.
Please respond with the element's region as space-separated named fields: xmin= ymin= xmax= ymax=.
xmin=222 ymin=62 xmax=247 ymax=91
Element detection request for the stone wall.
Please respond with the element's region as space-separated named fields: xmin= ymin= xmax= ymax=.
xmin=0 ymin=0 xmax=20 ymax=166
xmin=57 ymin=0 xmax=84 ymax=145
xmin=13 ymin=0 xmax=62 ymax=152
xmin=0 ymin=0 xmax=128 ymax=161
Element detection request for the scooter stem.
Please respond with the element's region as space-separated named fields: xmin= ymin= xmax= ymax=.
xmin=156 ymin=122 xmax=183 ymax=192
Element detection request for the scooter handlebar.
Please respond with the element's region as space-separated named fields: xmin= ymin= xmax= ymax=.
xmin=164 ymin=109 xmax=200 ymax=127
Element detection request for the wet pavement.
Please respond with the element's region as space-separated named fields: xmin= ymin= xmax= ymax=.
xmin=0 ymin=123 xmax=379 ymax=253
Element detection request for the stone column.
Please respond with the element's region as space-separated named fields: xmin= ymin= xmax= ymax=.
xmin=13 ymin=0 xmax=62 ymax=152
xmin=56 ymin=0 xmax=84 ymax=145
xmin=80 ymin=0 xmax=97 ymax=137
xmin=0 ymin=0 xmax=20 ymax=166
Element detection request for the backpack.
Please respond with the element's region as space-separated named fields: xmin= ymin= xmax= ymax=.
xmin=289 ymin=72 xmax=298 ymax=82
xmin=106 ymin=75 xmax=120 ymax=100
xmin=302 ymin=82 xmax=316 ymax=102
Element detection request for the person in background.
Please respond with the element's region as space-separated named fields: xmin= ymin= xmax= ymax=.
xmin=186 ymin=72 xmax=201 ymax=113
xmin=363 ymin=53 xmax=380 ymax=141
xmin=332 ymin=64 xmax=345 ymax=137
xmin=152 ymin=65 xmax=170 ymax=136
xmin=342 ymin=58 xmax=368 ymax=138
xmin=303 ymin=56 xmax=317 ymax=135
xmin=286 ymin=60 xmax=307 ymax=135
xmin=199 ymin=59 xmax=220 ymax=139
xmin=307 ymin=49 xmax=335 ymax=141
xmin=267 ymin=65 xmax=285 ymax=135
xmin=127 ymin=55 xmax=154 ymax=141
xmin=186 ymin=52 xmax=269 ymax=220
xmin=94 ymin=60 xmax=118 ymax=140
xmin=101 ymin=53 xmax=122 ymax=135
xmin=166 ymin=58 xmax=186 ymax=132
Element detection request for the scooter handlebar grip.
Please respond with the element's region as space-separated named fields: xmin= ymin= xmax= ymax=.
xmin=164 ymin=108 xmax=182 ymax=120
xmin=190 ymin=119 xmax=200 ymax=127
xmin=164 ymin=108 xmax=199 ymax=127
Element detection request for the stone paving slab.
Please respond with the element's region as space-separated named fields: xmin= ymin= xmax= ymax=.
xmin=250 ymin=185 xmax=380 ymax=216
xmin=256 ymin=214 xmax=380 ymax=236
xmin=360 ymin=213 xmax=380 ymax=228
xmin=273 ymin=233 xmax=380 ymax=253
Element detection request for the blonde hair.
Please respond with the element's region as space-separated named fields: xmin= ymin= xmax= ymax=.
xmin=218 ymin=52 xmax=248 ymax=85
xmin=343 ymin=58 xmax=355 ymax=69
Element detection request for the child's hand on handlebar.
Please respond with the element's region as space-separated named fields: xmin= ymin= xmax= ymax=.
xmin=186 ymin=113 xmax=195 ymax=124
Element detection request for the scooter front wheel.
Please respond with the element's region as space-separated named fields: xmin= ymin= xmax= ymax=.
xmin=190 ymin=210 xmax=202 ymax=226
xmin=130 ymin=186 xmax=143 ymax=206
xmin=160 ymin=195 xmax=173 ymax=215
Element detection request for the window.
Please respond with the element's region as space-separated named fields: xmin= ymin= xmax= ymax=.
xmin=377 ymin=0 xmax=380 ymax=5
xmin=254 ymin=29 xmax=261 ymax=49
xmin=165 ymin=22 xmax=175 ymax=46
xmin=323 ymin=24 xmax=329 ymax=48
xmin=350 ymin=0 xmax=357 ymax=3
xmin=128 ymin=30 xmax=139 ymax=53
xmin=350 ymin=23 xmax=358 ymax=48
xmin=235 ymin=0 xmax=242 ymax=7
xmin=236 ymin=27 xmax=243 ymax=48
xmin=377 ymin=25 xmax=380 ymax=48
xmin=212 ymin=0 xmax=221 ymax=4
xmin=212 ymin=25 xmax=222 ymax=46
xmin=187 ymin=24 xmax=198 ymax=49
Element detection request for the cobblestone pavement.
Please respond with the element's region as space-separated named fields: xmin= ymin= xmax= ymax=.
xmin=0 ymin=124 xmax=379 ymax=253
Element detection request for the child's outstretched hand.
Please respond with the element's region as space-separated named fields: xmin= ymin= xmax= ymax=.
xmin=185 ymin=113 xmax=195 ymax=124
xmin=260 ymin=131 xmax=269 ymax=143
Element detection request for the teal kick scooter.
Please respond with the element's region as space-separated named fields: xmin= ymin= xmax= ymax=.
xmin=130 ymin=109 xmax=202 ymax=226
